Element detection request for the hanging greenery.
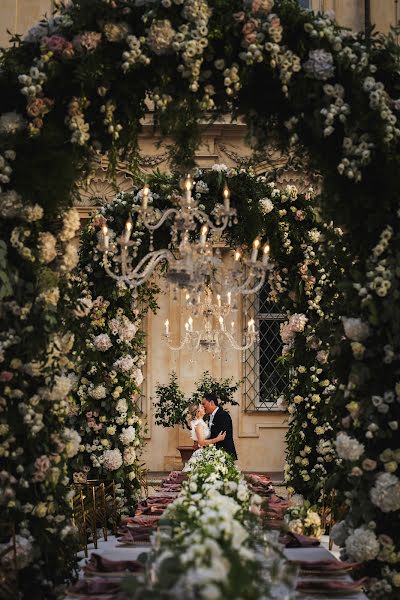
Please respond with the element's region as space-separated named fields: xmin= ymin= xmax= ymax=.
xmin=1 ymin=0 xmax=400 ymax=595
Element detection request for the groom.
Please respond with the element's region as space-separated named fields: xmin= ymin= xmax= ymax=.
xmin=201 ymin=393 xmax=238 ymax=460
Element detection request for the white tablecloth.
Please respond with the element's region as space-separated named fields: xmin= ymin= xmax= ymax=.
xmin=65 ymin=535 xmax=369 ymax=600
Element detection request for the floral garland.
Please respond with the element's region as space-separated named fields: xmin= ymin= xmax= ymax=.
xmin=1 ymin=0 xmax=400 ymax=594
xmin=123 ymin=445 xmax=296 ymax=599
xmin=64 ymin=191 xmax=160 ymax=513
xmin=0 ymin=201 xmax=81 ymax=596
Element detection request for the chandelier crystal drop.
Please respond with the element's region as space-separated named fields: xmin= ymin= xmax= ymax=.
xmin=163 ymin=287 xmax=258 ymax=355
xmin=97 ymin=176 xmax=271 ymax=308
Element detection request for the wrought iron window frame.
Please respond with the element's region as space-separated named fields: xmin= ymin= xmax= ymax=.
xmin=243 ymin=293 xmax=288 ymax=413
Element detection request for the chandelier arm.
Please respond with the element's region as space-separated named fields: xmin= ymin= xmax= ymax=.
xmin=122 ymin=249 xmax=172 ymax=282
xmin=231 ymin=270 xmax=266 ymax=296
xmin=163 ymin=332 xmax=190 ymax=352
xmin=223 ymin=331 xmax=259 ymax=351
xmin=196 ymin=210 xmax=230 ymax=235
xmin=137 ymin=207 xmax=178 ymax=232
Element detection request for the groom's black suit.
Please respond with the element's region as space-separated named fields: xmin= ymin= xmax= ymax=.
xmin=209 ymin=407 xmax=238 ymax=460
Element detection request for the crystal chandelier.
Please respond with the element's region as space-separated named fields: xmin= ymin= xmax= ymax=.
xmin=163 ymin=287 xmax=258 ymax=355
xmin=97 ymin=175 xmax=271 ymax=305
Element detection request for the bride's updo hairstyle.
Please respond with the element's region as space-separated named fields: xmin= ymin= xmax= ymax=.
xmin=187 ymin=403 xmax=200 ymax=424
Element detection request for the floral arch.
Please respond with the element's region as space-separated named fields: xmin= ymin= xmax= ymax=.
xmin=0 ymin=0 xmax=399 ymax=597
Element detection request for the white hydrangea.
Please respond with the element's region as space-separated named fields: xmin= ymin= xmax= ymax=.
xmin=345 ymin=527 xmax=380 ymax=561
xmin=63 ymin=427 xmax=81 ymax=458
xmin=342 ymin=317 xmax=370 ymax=342
xmin=335 ymin=432 xmax=364 ymax=461
xmin=103 ymin=448 xmax=123 ymax=471
xmin=60 ymin=242 xmax=79 ymax=272
xmin=93 ymin=334 xmax=112 ymax=352
xmin=370 ymin=472 xmax=400 ymax=512
xmin=90 ymin=384 xmax=107 ymax=400
xmin=116 ymin=398 xmax=128 ymax=413
xmin=119 ymin=426 xmax=136 ymax=445
xmin=48 ymin=374 xmax=73 ymax=401
xmin=59 ymin=208 xmax=80 ymax=241
xmin=113 ymin=355 xmax=135 ymax=372
xmin=0 ymin=111 xmax=26 ymax=135
xmin=259 ymin=197 xmax=274 ymax=214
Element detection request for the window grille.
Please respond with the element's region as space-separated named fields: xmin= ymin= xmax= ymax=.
xmin=243 ymin=286 xmax=288 ymax=411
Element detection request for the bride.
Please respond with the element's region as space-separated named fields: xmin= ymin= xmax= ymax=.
xmin=188 ymin=403 xmax=226 ymax=457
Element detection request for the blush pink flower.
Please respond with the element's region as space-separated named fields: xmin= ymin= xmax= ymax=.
xmin=42 ymin=35 xmax=69 ymax=55
xmin=73 ymin=31 xmax=102 ymax=52
xmin=0 ymin=371 xmax=13 ymax=382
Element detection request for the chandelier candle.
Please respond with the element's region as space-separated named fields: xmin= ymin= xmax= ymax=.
xmin=165 ymin=319 xmax=170 ymax=336
xmin=262 ymin=242 xmax=270 ymax=265
xmin=142 ymin=183 xmax=149 ymax=210
xmin=251 ymin=239 xmax=260 ymax=262
xmin=223 ymin=184 xmax=230 ymax=211
xmin=199 ymin=225 xmax=208 ymax=245
xmin=102 ymin=225 xmax=109 ymax=250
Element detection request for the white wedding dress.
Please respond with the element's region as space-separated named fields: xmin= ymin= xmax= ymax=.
xmin=183 ymin=419 xmax=210 ymax=471
xmin=190 ymin=418 xmax=210 ymax=443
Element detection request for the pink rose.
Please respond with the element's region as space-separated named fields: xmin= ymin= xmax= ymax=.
xmin=251 ymin=0 xmax=274 ymax=15
xmin=295 ymin=210 xmax=305 ymax=221
xmin=73 ymin=31 xmax=102 ymax=52
xmin=269 ymin=15 xmax=281 ymax=29
xmin=0 ymin=371 xmax=13 ymax=382
xmin=42 ymin=35 xmax=68 ymax=55
xmin=86 ymin=411 xmax=93 ymax=419
xmin=299 ymin=264 xmax=308 ymax=275
xmin=242 ymin=20 xmax=258 ymax=45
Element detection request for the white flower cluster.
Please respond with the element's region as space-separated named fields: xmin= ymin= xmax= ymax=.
xmin=18 ymin=65 xmax=47 ymax=98
xmin=109 ymin=314 xmax=138 ymax=343
xmin=363 ymin=76 xmax=400 ymax=144
xmin=122 ymin=35 xmax=150 ymax=72
xmin=335 ymin=431 xmax=364 ymax=462
xmin=345 ymin=526 xmax=380 ymax=562
xmin=370 ymin=472 xmax=400 ymax=513
xmin=0 ymin=150 xmax=16 ymax=193
xmin=321 ymin=84 xmax=350 ymax=138
xmin=102 ymin=447 xmax=123 ymax=470
xmin=65 ymin=97 xmax=90 ymax=145
xmin=0 ymin=111 xmax=26 ymax=136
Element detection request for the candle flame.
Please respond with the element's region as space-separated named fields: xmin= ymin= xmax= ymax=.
xmin=263 ymin=242 xmax=270 ymax=254
xmin=253 ymin=238 xmax=260 ymax=249
xmin=223 ymin=184 xmax=230 ymax=199
xmin=142 ymin=183 xmax=149 ymax=196
xmin=102 ymin=225 xmax=108 ymax=235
